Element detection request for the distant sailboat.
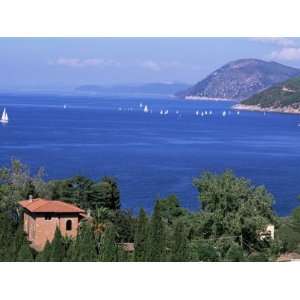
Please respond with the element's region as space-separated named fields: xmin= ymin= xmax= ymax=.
xmin=0 ymin=108 xmax=8 ymax=124
xmin=209 ymin=110 xmax=213 ymax=115
xmin=160 ymin=110 xmax=164 ymax=115
xmin=63 ymin=104 xmax=67 ymax=109
xmin=204 ymin=110 xmax=208 ymax=115
xmin=144 ymin=105 xmax=149 ymax=113
xmin=164 ymin=110 xmax=169 ymax=115
xmin=222 ymin=111 xmax=227 ymax=117
xmin=139 ymin=103 xmax=143 ymax=108
xmin=201 ymin=112 xmax=204 ymax=117
xmin=196 ymin=110 xmax=199 ymax=116
xmin=237 ymin=111 xmax=240 ymax=115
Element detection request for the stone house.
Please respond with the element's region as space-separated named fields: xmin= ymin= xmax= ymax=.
xmin=19 ymin=198 xmax=86 ymax=251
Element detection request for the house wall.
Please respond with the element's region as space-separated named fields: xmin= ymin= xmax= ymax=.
xmin=23 ymin=211 xmax=80 ymax=251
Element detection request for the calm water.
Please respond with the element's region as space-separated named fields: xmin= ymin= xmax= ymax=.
xmin=0 ymin=93 xmax=300 ymax=216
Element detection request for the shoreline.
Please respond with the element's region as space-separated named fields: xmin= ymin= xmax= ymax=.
xmin=232 ymin=104 xmax=300 ymax=115
xmin=185 ymin=95 xmax=236 ymax=102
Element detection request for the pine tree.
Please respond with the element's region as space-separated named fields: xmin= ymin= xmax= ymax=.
xmin=49 ymin=227 xmax=65 ymax=262
xmin=134 ymin=208 xmax=148 ymax=261
xmin=146 ymin=201 xmax=166 ymax=262
xmin=171 ymin=221 xmax=188 ymax=262
xmin=100 ymin=226 xmax=118 ymax=262
xmin=16 ymin=243 xmax=33 ymax=262
xmin=76 ymin=223 xmax=97 ymax=261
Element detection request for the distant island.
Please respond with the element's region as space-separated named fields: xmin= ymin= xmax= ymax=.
xmin=177 ymin=59 xmax=300 ymax=101
xmin=234 ymin=76 xmax=300 ymax=114
xmin=75 ymin=82 xmax=190 ymax=96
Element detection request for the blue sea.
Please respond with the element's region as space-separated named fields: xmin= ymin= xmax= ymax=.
xmin=0 ymin=93 xmax=299 ymax=216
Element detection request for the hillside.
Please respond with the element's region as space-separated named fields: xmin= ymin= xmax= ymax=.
xmin=235 ymin=76 xmax=300 ymax=114
xmin=177 ymin=59 xmax=300 ymax=100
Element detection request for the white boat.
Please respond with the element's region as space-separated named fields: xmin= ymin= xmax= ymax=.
xmin=164 ymin=110 xmax=169 ymax=115
xmin=204 ymin=110 xmax=208 ymax=115
xmin=63 ymin=104 xmax=67 ymax=109
xmin=201 ymin=112 xmax=204 ymax=117
xmin=196 ymin=110 xmax=199 ymax=116
xmin=237 ymin=111 xmax=240 ymax=115
xmin=222 ymin=111 xmax=227 ymax=117
xmin=0 ymin=108 xmax=8 ymax=123
xmin=160 ymin=110 xmax=164 ymax=115
xmin=209 ymin=110 xmax=213 ymax=115
xmin=139 ymin=103 xmax=143 ymax=108
xmin=144 ymin=105 xmax=149 ymax=113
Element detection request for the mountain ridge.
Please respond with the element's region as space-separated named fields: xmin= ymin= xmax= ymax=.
xmin=177 ymin=59 xmax=300 ymax=101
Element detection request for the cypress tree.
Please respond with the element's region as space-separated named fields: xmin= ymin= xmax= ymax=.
xmin=12 ymin=223 xmax=28 ymax=260
xmin=100 ymin=226 xmax=118 ymax=262
xmin=147 ymin=201 xmax=166 ymax=262
xmin=134 ymin=208 xmax=148 ymax=261
xmin=76 ymin=223 xmax=97 ymax=261
xmin=35 ymin=241 xmax=51 ymax=261
xmin=171 ymin=221 xmax=188 ymax=262
xmin=49 ymin=227 xmax=65 ymax=262
xmin=16 ymin=243 xmax=33 ymax=262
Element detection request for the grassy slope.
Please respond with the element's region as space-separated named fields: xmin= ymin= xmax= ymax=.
xmin=242 ymin=77 xmax=300 ymax=108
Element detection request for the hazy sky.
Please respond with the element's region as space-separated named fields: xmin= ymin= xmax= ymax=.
xmin=1 ymin=37 xmax=300 ymax=88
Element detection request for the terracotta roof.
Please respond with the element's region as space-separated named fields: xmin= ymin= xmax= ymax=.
xmin=119 ymin=243 xmax=135 ymax=252
xmin=277 ymin=252 xmax=300 ymax=262
xmin=19 ymin=198 xmax=85 ymax=213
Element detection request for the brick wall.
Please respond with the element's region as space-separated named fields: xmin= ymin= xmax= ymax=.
xmin=23 ymin=211 xmax=80 ymax=251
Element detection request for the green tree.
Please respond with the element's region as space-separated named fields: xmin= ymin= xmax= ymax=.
xmin=88 ymin=177 xmax=120 ymax=211
xmin=75 ymin=223 xmax=97 ymax=261
xmin=225 ymin=243 xmax=245 ymax=262
xmin=16 ymin=243 xmax=33 ymax=262
xmin=193 ymin=170 xmax=275 ymax=252
xmin=134 ymin=208 xmax=148 ymax=261
xmin=35 ymin=241 xmax=51 ymax=262
xmin=56 ymin=176 xmax=94 ymax=209
xmin=100 ymin=226 xmax=118 ymax=262
xmin=49 ymin=228 xmax=65 ymax=262
xmin=171 ymin=221 xmax=188 ymax=262
xmin=146 ymin=201 xmax=166 ymax=262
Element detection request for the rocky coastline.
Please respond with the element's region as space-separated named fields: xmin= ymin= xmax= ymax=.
xmin=232 ymin=104 xmax=300 ymax=115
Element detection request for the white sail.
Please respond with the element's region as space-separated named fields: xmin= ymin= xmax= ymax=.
xmin=160 ymin=110 xmax=163 ymax=115
xmin=144 ymin=105 xmax=149 ymax=113
xmin=1 ymin=108 xmax=8 ymax=123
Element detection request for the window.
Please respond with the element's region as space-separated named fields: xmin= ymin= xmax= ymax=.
xmin=45 ymin=215 xmax=52 ymax=220
xmin=66 ymin=220 xmax=72 ymax=231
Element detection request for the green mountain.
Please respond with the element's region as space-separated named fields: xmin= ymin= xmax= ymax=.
xmin=177 ymin=59 xmax=300 ymax=100
xmin=241 ymin=76 xmax=300 ymax=112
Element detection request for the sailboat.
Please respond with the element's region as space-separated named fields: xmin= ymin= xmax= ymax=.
xmin=0 ymin=108 xmax=8 ymax=124
xmin=160 ymin=110 xmax=164 ymax=115
xmin=222 ymin=111 xmax=227 ymax=117
xmin=164 ymin=110 xmax=169 ymax=115
xmin=196 ymin=110 xmax=199 ymax=116
xmin=143 ymin=105 xmax=148 ymax=113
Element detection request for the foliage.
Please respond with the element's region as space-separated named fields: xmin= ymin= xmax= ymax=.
xmin=99 ymin=225 xmax=118 ymax=262
xmin=134 ymin=208 xmax=148 ymax=261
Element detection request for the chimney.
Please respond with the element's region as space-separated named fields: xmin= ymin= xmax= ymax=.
xmin=28 ymin=195 xmax=33 ymax=202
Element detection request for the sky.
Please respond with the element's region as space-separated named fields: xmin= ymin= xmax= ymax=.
xmin=1 ymin=37 xmax=300 ymax=89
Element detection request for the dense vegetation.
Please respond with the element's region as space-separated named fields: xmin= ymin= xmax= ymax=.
xmin=0 ymin=159 xmax=299 ymax=262
xmin=242 ymin=76 xmax=300 ymax=108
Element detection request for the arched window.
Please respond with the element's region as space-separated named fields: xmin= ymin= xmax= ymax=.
xmin=66 ymin=220 xmax=72 ymax=231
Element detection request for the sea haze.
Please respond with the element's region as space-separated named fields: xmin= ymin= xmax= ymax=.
xmin=0 ymin=93 xmax=300 ymax=216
